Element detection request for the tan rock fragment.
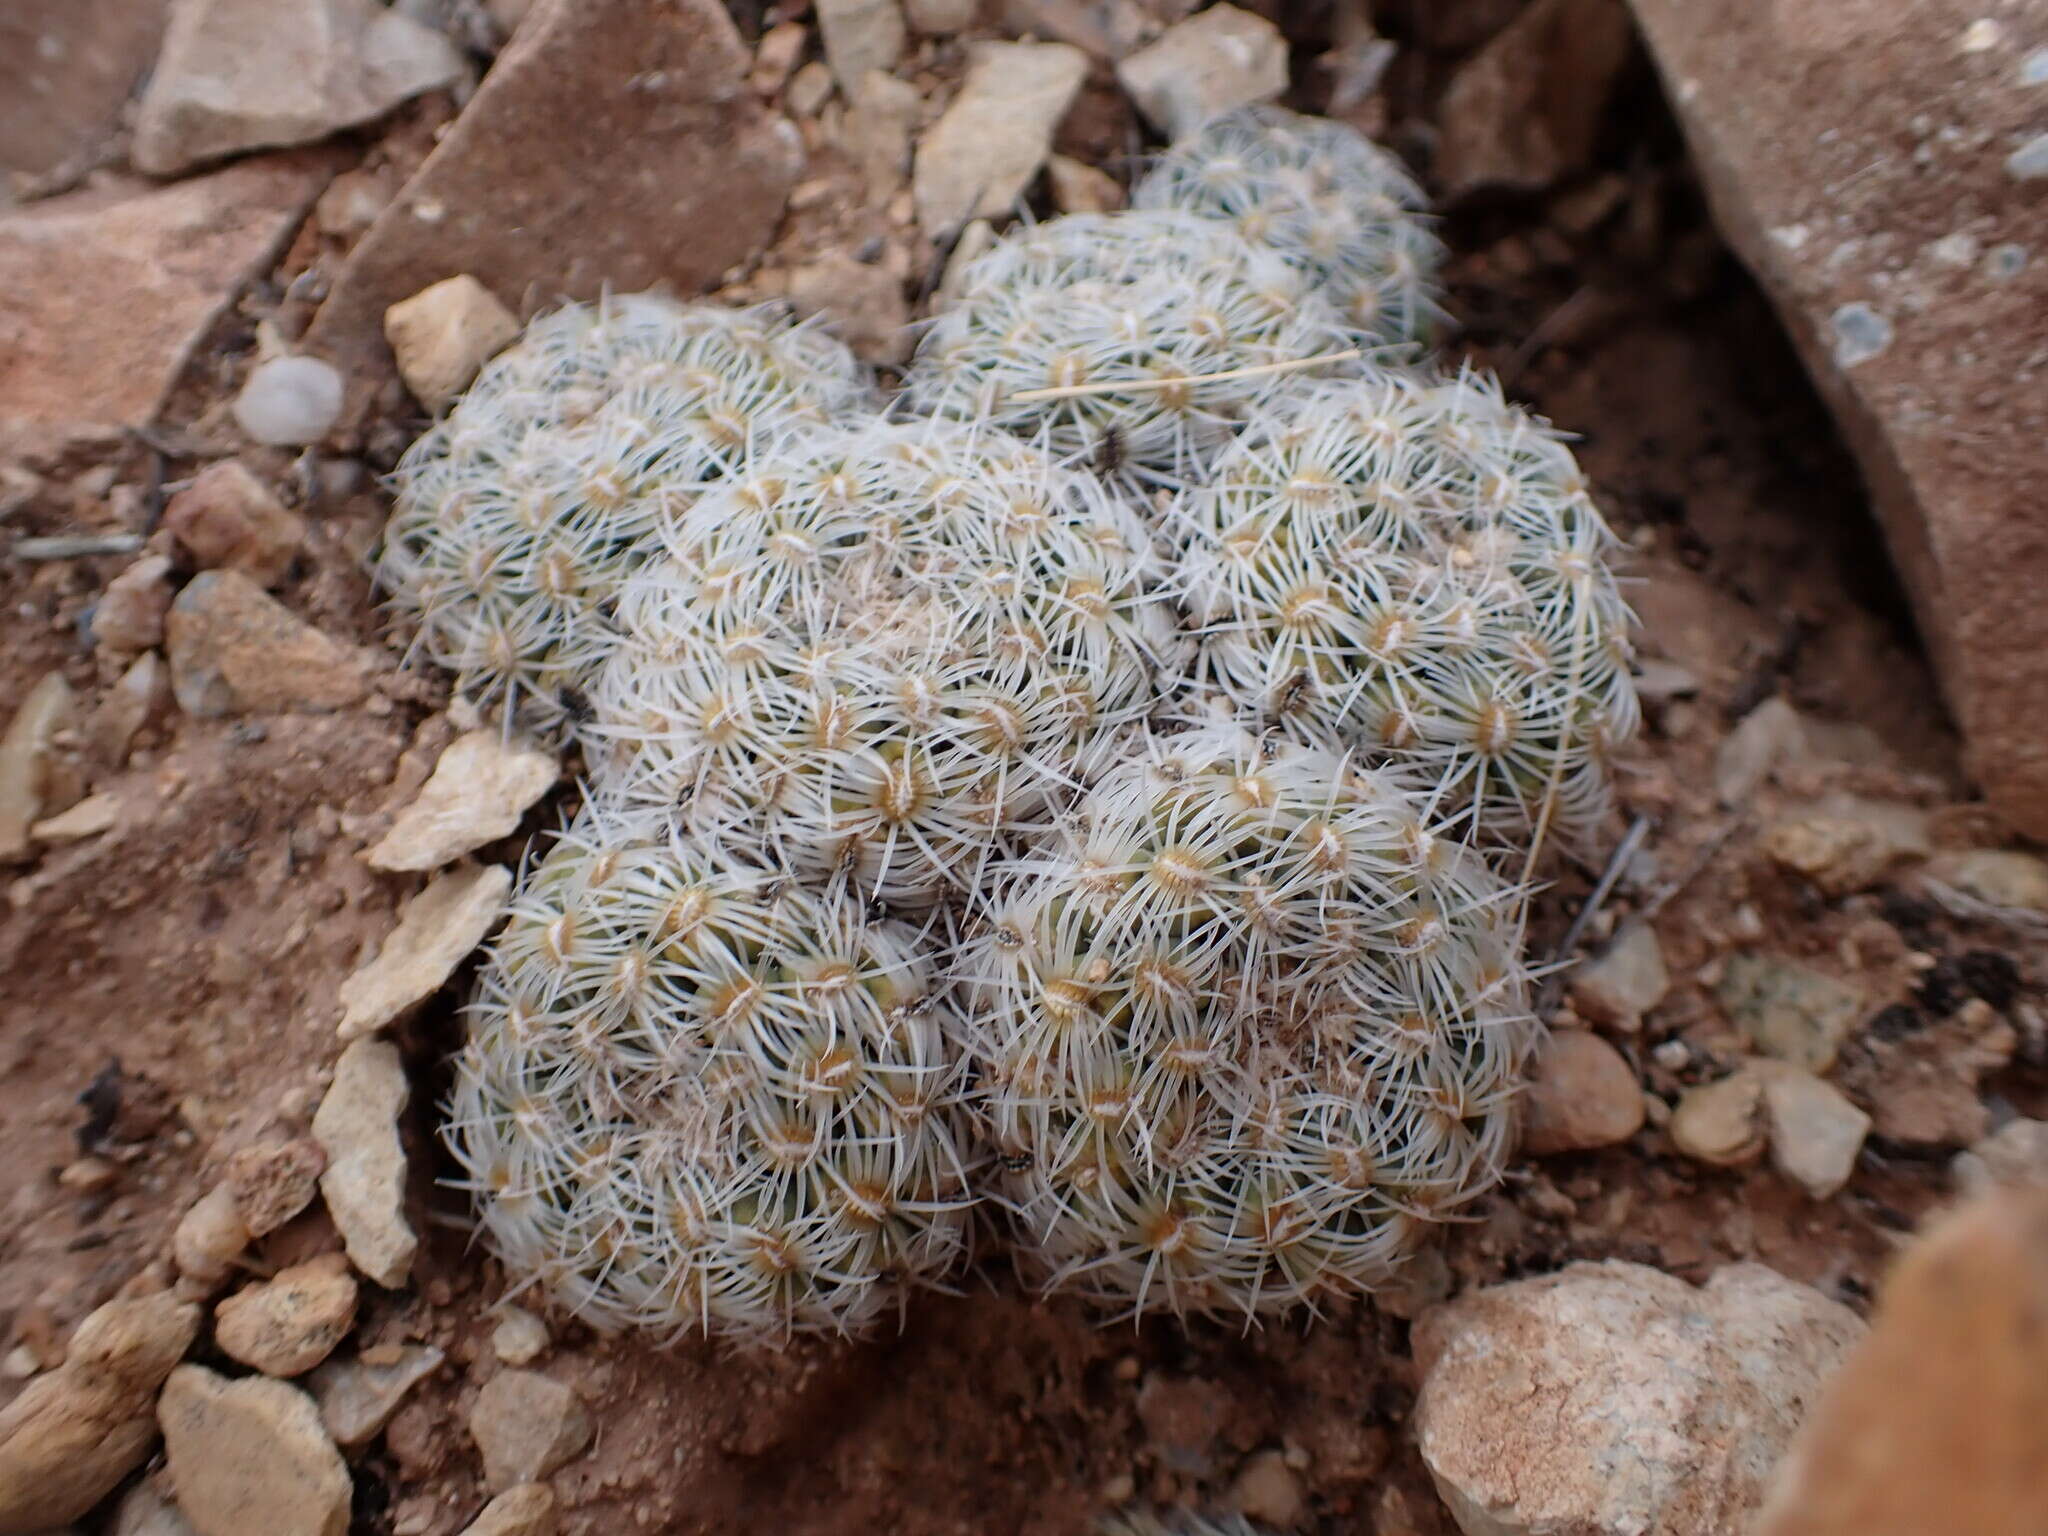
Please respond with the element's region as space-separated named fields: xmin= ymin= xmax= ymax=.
xmin=338 ymin=862 xmax=512 ymax=1038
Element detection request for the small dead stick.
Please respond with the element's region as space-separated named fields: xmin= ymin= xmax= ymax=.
xmin=1005 ymin=348 xmax=1365 ymax=404
xmin=1535 ymin=812 xmax=1652 ymax=1015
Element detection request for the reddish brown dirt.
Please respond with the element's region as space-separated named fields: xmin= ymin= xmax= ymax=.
xmin=1 ymin=3 xmax=2042 ymax=1535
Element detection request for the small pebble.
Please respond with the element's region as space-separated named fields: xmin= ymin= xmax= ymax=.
xmin=1831 ymin=302 xmax=1892 ymax=367
xmin=469 ymin=1370 xmax=593 ymax=1491
xmin=491 ymin=1307 xmax=549 ymax=1366
xmin=1670 ymin=1070 xmax=1767 ymax=1166
xmin=2005 ymin=133 xmax=2048 ymax=180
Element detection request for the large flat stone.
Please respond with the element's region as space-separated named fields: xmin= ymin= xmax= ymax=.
xmin=0 ymin=154 xmax=331 ymax=462
xmin=305 ymin=0 xmax=801 ymax=417
xmin=0 ymin=0 xmax=168 ymax=178
xmin=1629 ymin=0 xmax=2048 ymax=836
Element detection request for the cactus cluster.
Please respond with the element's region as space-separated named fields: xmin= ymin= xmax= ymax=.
xmin=387 ymin=105 xmax=1635 ymax=1342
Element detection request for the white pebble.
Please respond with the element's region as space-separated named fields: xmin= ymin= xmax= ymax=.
xmin=1830 ymin=303 xmax=1892 ymax=368
xmin=233 ymin=356 xmax=344 ymax=446
xmin=2023 ymin=47 xmax=2048 ymax=85
xmin=2005 ymin=133 xmax=2048 ymax=181
xmin=1987 ymin=242 xmax=2029 ymax=278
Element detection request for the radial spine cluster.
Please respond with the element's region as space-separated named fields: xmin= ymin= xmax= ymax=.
xmin=396 ymin=104 xmax=1635 ymax=1343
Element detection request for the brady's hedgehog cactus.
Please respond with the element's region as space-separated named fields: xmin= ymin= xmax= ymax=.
xmin=957 ymin=726 xmax=1533 ymax=1320
xmin=443 ymin=806 xmax=975 ymax=1340
xmin=905 ymin=211 xmax=1349 ymax=486
xmin=401 ymin=96 xmax=1640 ymax=1345
xmin=1133 ymin=104 xmax=1445 ymax=350
xmin=1176 ymin=371 xmax=1638 ymax=844
xmin=376 ymin=296 xmax=868 ymax=728
xmin=588 ymin=418 xmax=1178 ymax=906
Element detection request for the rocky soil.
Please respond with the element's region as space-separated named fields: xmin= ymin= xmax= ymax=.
xmin=3 ymin=2 xmax=2046 ymax=1535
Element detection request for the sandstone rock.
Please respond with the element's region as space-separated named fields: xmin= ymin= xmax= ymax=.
xmin=1437 ymin=0 xmax=1631 ymax=200
xmin=844 ymin=70 xmax=922 ymax=201
xmin=133 ymin=0 xmax=464 ymax=176
xmin=1765 ymin=796 xmax=1930 ymax=897
xmin=1415 ymin=1261 xmax=1864 ymax=1536
xmin=1753 ymin=1188 xmax=2048 ymax=1536
xmin=1716 ymin=952 xmax=1865 ymax=1073
xmin=1569 ymin=919 xmax=1668 ymax=1031
xmin=337 ymin=861 xmax=513 ymax=1038
xmin=786 ymin=257 xmax=911 ymax=365
xmin=904 ymin=0 xmax=978 ymax=34
xmin=312 ymin=1038 xmax=417 ymax=1288
xmin=1229 ymin=1449 xmax=1305 ymax=1528
xmin=1519 ymin=1030 xmax=1645 ymax=1155
xmin=469 ymin=1371 xmax=592 ymax=1491
xmin=308 ymin=1344 xmax=443 ymax=1451
xmin=785 ymin=60 xmax=834 ymax=117
xmin=224 ymin=1138 xmax=326 ymax=1238
xmin=170 ymin=1183 xmax=252 ymax=1293
xmin=815 ymin=0 xmax=904 ymax=96
xmin=1952 ymin=1117 xmax=2048 ymax=1195
xmin=1629 ymin=0 xmax=2048 ymax=838
xmin=1714 ymin=696 xmax=1806 ymax=806
xmin=367 ymin=731 xmax=556 ymax=872
xmin=215 ymin=1254 xmax=359 ymax=1377
xmin=113 ymin=1476 xmax=197 ymax=1536
xmin=0 ymin=1290 xmax=199 ymax=1533
xmin=0 ymin=672 xmax=75 ymax=863
xmin=461 ymin=1484 xmax=558 ymax=1536
xmin=306 ymin=0 xmax=801 ymax=416
xmin=1116 ymin=3 xmax=1287 ymax=139
xmin=0 ymin=0 xmax=168 ymax=178
xmin=165 ymin=571 xmax=368 ymax=716
xmin=158 ymin=1366 xmax=349 ymax=1536
xmin=1925 ymin=848 xmax=2048 ymax=914
xmin=383 ymin=275 xmax=520 ymax=413
xmin=1046 ymin=153 xmax=1124 ymax=214
xmin=1851 ymin=1003 xmax=2014 ymax=1148
xmin=490 ymin=1309 xmax=548 ymax=1367
xmin=232 ymin=355 xmax=344 ymax=446
xmin=913 ymin=41 xmax=1087 ymax=235
xmin=1759 ymin=1065 xmax=1870 ymax=1200
xmin=91 ymin=651 xmax=172 ymax=764
xmin=163 ymin=461 xmax=305 ymax=587
xmin=1135 ymin=1372 xmax=1230 ymax=1477
xmin=1669 ymin=1068 xmax=1767 ymax=1167
xmin=0 ymin=156 xmax=330 ymax=463
xmin=92 ymin=555 xmax=176 ymax=656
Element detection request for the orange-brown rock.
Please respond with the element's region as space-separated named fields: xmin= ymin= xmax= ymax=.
xmin=1753 ymin=1186 xmax=2048 ymax=1536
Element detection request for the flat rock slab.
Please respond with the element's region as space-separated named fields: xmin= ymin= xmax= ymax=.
xmin=0 ymin=0 xmax=168 ymax=177
xmin=159 ymin=1366 xmax=350 ymax=1536
xmin=0 ymin=153 xmax=332 ymax=462
xmin=306 ymin=0 xmax=800 ymax=418
xmin=338 ymin=861 xmax=512 ymax=1037
xmin=366 ymin=730 xmax=556 ymax=872
xmin=1629 ymin=0 xmax=2048 ymax=836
